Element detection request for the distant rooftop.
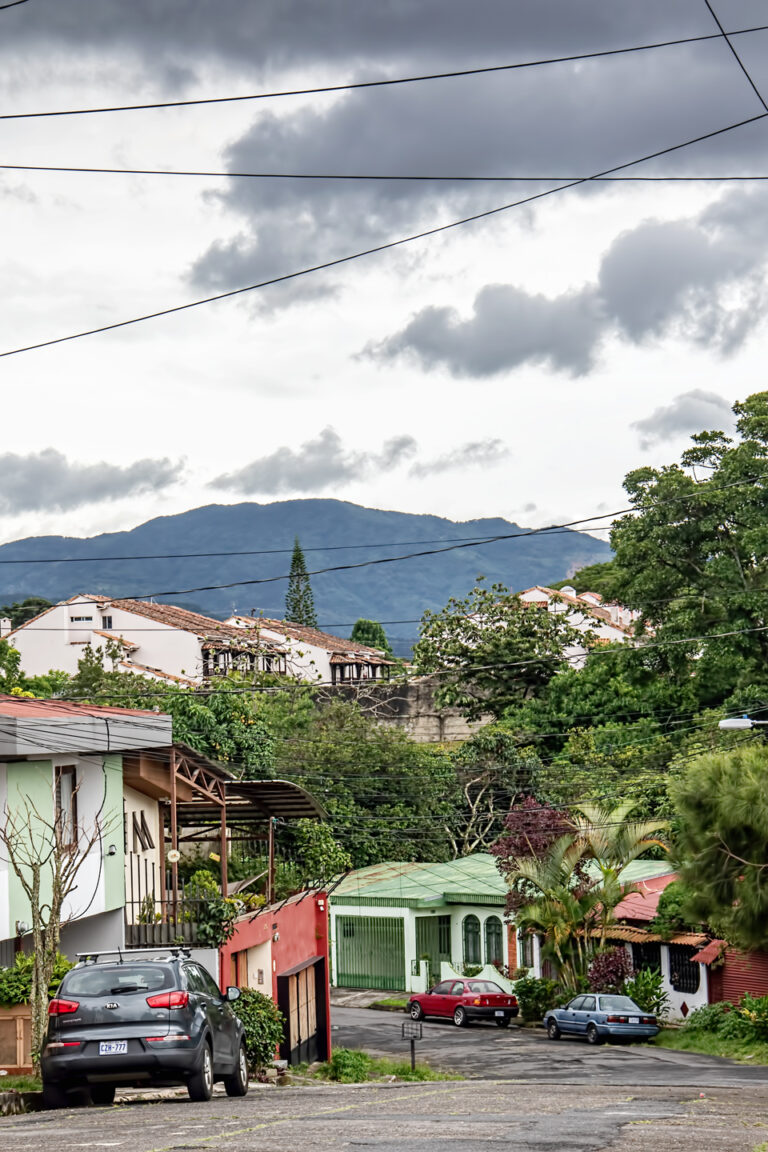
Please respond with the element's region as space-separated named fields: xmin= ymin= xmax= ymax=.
xmin=331 ymin=853 xmax=508 ymax=908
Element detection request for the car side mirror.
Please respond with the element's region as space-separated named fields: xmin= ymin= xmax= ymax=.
xmin=226 ymin=986 xmax=241 ymax=1002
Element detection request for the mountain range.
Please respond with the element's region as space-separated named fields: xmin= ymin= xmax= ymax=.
xmin=0 ymin=500 xmax=611 ymax=655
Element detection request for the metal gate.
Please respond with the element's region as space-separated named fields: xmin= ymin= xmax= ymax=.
xmin=415 ymin=915 xmax=451 ymax=986
xmin=335 ymin=915 xmax=405 ymax=990
xmin=277 ymin=957 xmax=329 ymax=1066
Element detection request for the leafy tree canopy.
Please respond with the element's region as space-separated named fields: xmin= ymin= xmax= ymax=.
xmin=0 ymin=597 xmax=53 ymax=630
xmin=349 ymin=618 xmax=393 ymax=656
xmin=672 ymin=743 xmax=768 ymax=949
xmin=414 ymin=580 xmax=586 ymax=721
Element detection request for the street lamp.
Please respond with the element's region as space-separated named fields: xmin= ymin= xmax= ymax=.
xmin=718 ymin=716 xmax=768 ymax=730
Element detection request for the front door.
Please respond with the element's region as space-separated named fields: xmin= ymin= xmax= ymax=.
xmin=415 ymin=915 xmax=452 ymax=986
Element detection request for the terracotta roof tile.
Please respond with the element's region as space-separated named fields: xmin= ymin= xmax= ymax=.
xmin=103 ymin=599 xmax=286 ymax=653
xmin=231 ymin=615 xmax=397 ymax=664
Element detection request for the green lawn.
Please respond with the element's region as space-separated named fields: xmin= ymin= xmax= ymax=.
xmin=653 ymin=1029 xmax=768 ymax=1064
xmin=314 ymin=1048 xmax=461 ymax=1083
xmin=0 ymin=1075 xmax=41 ymax=1093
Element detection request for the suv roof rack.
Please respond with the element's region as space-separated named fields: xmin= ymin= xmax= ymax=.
xmin=75 ymin=946 xmax=193 ymax=964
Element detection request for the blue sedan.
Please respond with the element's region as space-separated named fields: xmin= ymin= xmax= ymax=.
xmin=543 ymin=994 xmax=659 ymax=1045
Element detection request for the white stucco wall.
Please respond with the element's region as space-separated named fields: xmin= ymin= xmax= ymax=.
xmin=123 ymin=784 xmax=164 ymax=916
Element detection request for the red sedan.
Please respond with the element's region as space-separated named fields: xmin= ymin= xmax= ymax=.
xmin=408 ymin=979 xmax=518 ymax=1027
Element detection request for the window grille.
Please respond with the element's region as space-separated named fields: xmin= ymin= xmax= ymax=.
xmin=668 ymin=944 xmax=700 ymax=993
xmin=462 ymin=915 xmax=481 ymax=965
xmin=484 ymin=916 xmax=504 ymax=966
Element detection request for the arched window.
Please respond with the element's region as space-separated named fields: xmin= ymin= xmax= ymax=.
xmin=462 ymin=915 xmax=481 ymax=965
xmin=484 ymin=916 xmax=504 ymax=967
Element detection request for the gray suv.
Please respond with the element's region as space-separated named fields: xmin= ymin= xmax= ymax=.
xmin=41 ymin=950 xmax=247 ymax=1108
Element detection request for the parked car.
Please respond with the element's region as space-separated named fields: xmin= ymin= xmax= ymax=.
xmin=543 ymin=993 xmax=659 ymax=1045
xmin=41 ymin=949 xmax=248 ymax=1108
xmin=408 ymin=979 xmax=518 ymax=1027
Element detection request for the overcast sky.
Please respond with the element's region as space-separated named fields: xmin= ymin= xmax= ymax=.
xmin=1 ymin=0 xmax=766 ymax=549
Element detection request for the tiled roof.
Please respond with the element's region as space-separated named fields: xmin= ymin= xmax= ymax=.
xmin=102 ymin=600 xmax=286 ymax=652
xmin=93 ymin=630 xmax=138 ymax=651
xmin=518 ymin=586 xmax=636 ymax=636
xmin=230 ymin=615 xmax=396 ymax=664
xmin=600 ymin=925 xmax=708 ymax=946
xmin=118 ymin=660 xmax=198 ymax=687
xmin=690 ymin=939 xmax=727 ymax=965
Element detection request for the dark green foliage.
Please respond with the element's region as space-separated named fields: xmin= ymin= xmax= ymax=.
xmin=324 ymin=1048 xmax=373 ymax=1082
xmin=234 ymin=988 xmax=285 ymax=1071
xmin=552 ymin=563 xmax=622 ymax=602
xmin=0 ymin=597 xmax=53 ymax=629
xmin=349 ymin=618 xmax=394 ymax=656
xmin=186 ymin=870 xmax=239 ymax=948
xmin=513 ymin=975 xmax=558 ymax=1021
xmin=284 ymin=537 xmax=317 ymax=627
xmin=650 ymin=881 xmax=699 ymax=939
xmin=673 ymin=745 xmax=768 ymax=948
xmin=682 ymin=998 xmax=765 ymax=1041
xmin=0 ymin=952 xmax=73 ymax=1006
xmin=622 ymin=969 xmax=670 ymax=1018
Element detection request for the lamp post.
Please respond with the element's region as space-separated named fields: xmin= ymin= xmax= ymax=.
xmin=718 ymin=716 xmax=768 ymax=730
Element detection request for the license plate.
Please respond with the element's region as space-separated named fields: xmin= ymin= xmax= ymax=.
xmin=99 ymin=1040 xmax=127 ymax=1055
xmin=495 ymin=1010 xmax=505 ymax=1017
xmin=628 ymin=1017 xmax=639 ymax=1024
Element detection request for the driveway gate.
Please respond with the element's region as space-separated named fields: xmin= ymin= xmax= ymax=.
xmin=335 ymin=915 xmax=405 ymax=990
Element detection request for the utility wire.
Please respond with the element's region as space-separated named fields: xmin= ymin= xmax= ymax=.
xmin=1 ymin=110 xmax=765 ymax=361
xmin=6 ymin=162 xmax=768 ymax=182
xmin=705 ymin=1 xmax=768 ymax=115
xmin=0 ymin=0 xmax=28 ymax=9
xmin=2 ymin=25 xmax=767 ymax=120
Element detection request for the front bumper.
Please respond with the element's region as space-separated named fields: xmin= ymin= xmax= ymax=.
xmin=41 ymin=1034 xmax=204 ymax=1087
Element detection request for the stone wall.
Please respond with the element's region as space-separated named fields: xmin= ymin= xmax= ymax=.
xmin=317 ymin=677 xmax=489 ymax=744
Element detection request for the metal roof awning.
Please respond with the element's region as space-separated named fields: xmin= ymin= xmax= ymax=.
xmin=173 ymin=779 xmax=327 ymax=827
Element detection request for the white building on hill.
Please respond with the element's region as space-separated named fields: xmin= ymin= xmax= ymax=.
xmin=226 ymin=615 xmax=397 ymax=685
xmin=518 ymin=585 xmax=641 ymax=668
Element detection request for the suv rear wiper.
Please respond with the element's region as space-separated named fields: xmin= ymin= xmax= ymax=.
xmin=110 ymin=984 xmax=141 ymax=993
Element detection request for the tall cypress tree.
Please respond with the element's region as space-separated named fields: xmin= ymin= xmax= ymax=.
xmin=284 ymin=537 xmax=318 ymax=627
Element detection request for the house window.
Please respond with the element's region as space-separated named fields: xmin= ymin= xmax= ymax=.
xmin=632 ymin=941 xmax=661 ymax=973
xmin=668 ymin=944 xmax=701 ymax=994
xmin=101 ymin=615 xmax=113 ymax=630
xmin=519 ymin=933 xmax=534 ymax=969
xmin=132 ymin=810 xmax=155 ymax=852
xmin=438 ymin=915 xmax=451 ymax=956
xmin=462 ymin=915 xmax=481 ymax=966
xmin=484 ymin=916 xmax=504 ymax=967
xmin=55 ymin=765 xmax=78 ymax=847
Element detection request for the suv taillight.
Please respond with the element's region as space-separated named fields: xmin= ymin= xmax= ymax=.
xmin=146 ymin=990 xmax=189 ymax=1009
xmin=48 ymin=998 xmax=79 ymax=1015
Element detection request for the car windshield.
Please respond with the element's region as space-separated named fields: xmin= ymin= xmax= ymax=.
xmin=597 ymin=995 xmax=642 ymax=1012
xmin=63 ymin=964 xmax=175 ymax=997
xmin=466 ymin=981 xmax=504 ymax=994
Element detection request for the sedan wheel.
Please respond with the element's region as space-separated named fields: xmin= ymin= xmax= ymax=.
xmin=495 ymin=1016 xmax=511 ymax=1028
xmin=409 ymin=1002 xmax=424 ymax=1021
xmin=547 ymin=1019 xmax=561 ymax=1041
xmin=453 ymin=1006 xmax=468 ymax=1027
xmin=586 ymin=1023 xmax=602 ymax=1046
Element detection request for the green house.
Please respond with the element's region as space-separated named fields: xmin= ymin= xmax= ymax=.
xmin=329 ymin=854 xmax=512 ymax=993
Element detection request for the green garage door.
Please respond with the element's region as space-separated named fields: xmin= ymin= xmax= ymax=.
xmin=335 ymin=916 xmax=405 ymax=990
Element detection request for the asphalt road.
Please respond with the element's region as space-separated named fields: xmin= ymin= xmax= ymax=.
xmin=332 ymin=1004 xmax=768 ymax=1086
xmin=2 ymin=1008 xmax=768 ymax=1152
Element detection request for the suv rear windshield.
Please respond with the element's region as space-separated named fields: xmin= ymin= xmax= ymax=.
xmin=63 ymin=964 xmax=175 ymax=997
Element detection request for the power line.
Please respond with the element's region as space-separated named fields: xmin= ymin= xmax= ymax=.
xmin=705 ymin=1 xmax=768 ymax=115
xmin=2 ymin=110 xmax=765 ymax=361
xmin=7 ymin=162 xmax=768 ymax=183
xmin=0 ymin=0 xmax=28 ymax=9
xmin=3 ymin=25 xmax=767 ymax=121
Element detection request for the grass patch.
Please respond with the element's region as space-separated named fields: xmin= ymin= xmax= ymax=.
xmin=370 ymin=997 xmax=408 ymax=1011
xmin=316 ymin=1047 xmax=460 ymax=1083
xmin=653 ymin=1028 xmax=768 ymax=1064
xmin=0 ymin=1075 xmax=42 ymax=1093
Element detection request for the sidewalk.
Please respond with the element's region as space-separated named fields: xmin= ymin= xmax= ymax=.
xmin=330 ymin=987 xmax=401 ymax=1008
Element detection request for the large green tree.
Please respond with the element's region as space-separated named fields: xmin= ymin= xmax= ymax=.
xmin=284 ymin=537 xmax=318 ymax=628
xmin=672 ymin=743 xmax=768 ymax=949
xmin=414 ymin=580 xmax=586 ymax=721
xmin=350 ymin=618 xmax=393 ymax=656
xmin=604 ymin=391 xmax=768 ymax=706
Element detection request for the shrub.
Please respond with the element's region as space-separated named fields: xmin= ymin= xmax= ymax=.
xmin=514 ymin=975 xmax=558 ymax=1021
xmin=683 ymin=1000 xmax=752 ymax=1040
xmin=623 ymin=968 xmax=670 ymax=1019
xmin=234 ymin=988 xmax=285 ymax=1072
xmin=682 ymin=1002 xmax=733 ymax=1033
xmin=0 ymin=952 xmax=73 ymax=1006
xmin=588 ymin=947 xmax=634 ymax=993
xmin=324 ymin=1048 xmax=373 ymax=1082
xmin=738 ymin=993 xmax=768 ymax=1041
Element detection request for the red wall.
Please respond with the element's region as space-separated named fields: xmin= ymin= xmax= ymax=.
xmin=709 ymin=948 xmax=768 ymax=1003
xmin=219 ymin=892 xmax=331 ymax=1058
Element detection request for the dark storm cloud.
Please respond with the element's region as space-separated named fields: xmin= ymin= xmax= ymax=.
xmin=209 ymin=427 xmax=417 ymax=495
xmin=0 ymin=450 xmax=183 ymax=514
xmin=632 ymin=390 xmax=734 ymax=449
xmin=409 ymin=439 xmax=509 ymax=478
xmin=369 ymin=188 xmax=768 ymax=377
xmin=209 ymin=428 xmax=507 ymax=494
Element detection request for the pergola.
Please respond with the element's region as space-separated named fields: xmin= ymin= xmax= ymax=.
xmin=122 ymin=742 xmax=326 ymax=907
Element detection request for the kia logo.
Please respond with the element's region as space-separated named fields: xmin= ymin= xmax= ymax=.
xmin=104 ymin=1002 xmax=119 ymax=1009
